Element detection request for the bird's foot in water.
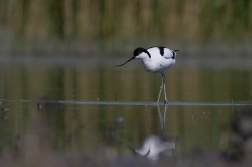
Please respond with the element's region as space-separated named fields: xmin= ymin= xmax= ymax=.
xmin=164 ymin=100 xmax=169 ymax=104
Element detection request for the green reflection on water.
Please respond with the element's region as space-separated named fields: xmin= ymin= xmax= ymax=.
xmin=0 ymin=100 xmax=238 ymax=155
xmin=0 ymin=57 xmax=251 ymax=160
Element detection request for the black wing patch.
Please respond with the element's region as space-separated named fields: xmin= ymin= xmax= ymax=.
xmin=172 ymin=51 xmax=175 ymax=59
xmin=148 ymin=46 xmax=165 ymax=56
xmin=158 ymin=47 xmax=165 ymax=56
xmin=145 ymin=50 xmax=151 ymax=58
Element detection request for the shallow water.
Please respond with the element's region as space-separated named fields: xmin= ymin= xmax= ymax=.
xmin=0 ymin=56 xmax=252 ymax=166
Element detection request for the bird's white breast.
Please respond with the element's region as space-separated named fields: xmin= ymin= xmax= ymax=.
xmin=141 ymin=52 xmax=175 ymax=73
xmin=135 ymin=47 xmax=176 ymax=73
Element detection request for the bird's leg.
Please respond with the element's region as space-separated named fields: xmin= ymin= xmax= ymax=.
xmin=157 ymin=104 xmax=168 ymax=135
xmin=161 ymin=72 xmax=169 ymax=104
xmin=157 ymin=104 xmax=164 ymax=134
xmin=157 ymin=74 xmax=164 ymax=103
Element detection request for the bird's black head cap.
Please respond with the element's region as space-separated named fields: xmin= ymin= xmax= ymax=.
xmin=115 ymin=47 xmax=151 ymax=67
xmin=133 ymin=47 xmax=151 ymax=58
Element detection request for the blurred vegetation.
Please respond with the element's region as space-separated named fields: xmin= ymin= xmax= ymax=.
xmin=0 ymin=0 xmax=251 ymax=51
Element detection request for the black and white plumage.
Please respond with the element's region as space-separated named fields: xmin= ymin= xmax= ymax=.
xmin=130 ymin=105 xmax=175 ymax=160
xmin=133 ymin=135 xmax=175 ymax=160
xmin=116 ymin=46 xmax=179 ymax=104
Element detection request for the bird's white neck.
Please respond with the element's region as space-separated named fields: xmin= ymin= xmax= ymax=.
xmin=135 ymin=53 xmax=151 ymax=62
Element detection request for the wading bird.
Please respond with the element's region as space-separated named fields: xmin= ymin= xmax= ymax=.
xmin=115 ymin=46 xmax=178 ymax=104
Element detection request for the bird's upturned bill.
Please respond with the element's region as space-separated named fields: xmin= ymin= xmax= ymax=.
xmin=115 ymin=57 xmax=135 ymax=67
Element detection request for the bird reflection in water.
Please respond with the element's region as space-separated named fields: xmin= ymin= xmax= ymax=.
xmin=132 ymin=105 xmax=175 ymax=160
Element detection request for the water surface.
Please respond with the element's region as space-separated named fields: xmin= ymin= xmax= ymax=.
xmin=0 ymin=56 xmax=252 ymax=166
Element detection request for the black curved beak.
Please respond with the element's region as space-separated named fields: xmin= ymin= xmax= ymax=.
xmin=173 ymin=50 xmax=179 ymax=52
xmin=115 ymin=57 xmax=135 ymax=67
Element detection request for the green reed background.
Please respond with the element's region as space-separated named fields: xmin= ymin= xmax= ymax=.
xmin=0 ymin=0 xmax=251 ymax=50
